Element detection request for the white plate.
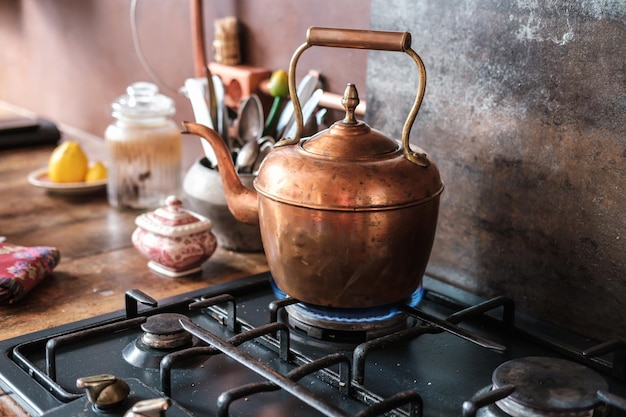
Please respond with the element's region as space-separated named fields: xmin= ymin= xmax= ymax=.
xmin=27 ymin=167 xmax=107 ymax=196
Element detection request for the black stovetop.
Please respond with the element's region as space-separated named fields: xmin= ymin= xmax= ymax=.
xmin=1 ymin=272 xmax=625 ymax=417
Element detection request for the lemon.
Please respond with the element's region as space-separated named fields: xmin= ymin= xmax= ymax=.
xmin=85 ymin=161 xmax=107 ymax=182
xmin=48 ymin=141 xmax=89 ymax=183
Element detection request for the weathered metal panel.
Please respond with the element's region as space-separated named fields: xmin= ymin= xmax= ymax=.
xmin=367 ymin=0 xmax=625 ymax=340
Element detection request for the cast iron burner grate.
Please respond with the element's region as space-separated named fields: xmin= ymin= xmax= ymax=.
xmin=1 ymin=273 xmax=626 ymax=417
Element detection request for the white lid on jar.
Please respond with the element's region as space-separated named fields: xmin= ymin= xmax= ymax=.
xmin=112 ymin=82 xmax=175 ymax=120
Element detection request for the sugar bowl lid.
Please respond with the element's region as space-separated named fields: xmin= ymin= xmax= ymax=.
xmin=134 ymin=196 xmax=212 ymax=238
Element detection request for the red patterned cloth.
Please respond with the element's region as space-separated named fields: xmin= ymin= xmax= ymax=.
xmin=0 ymin=243 xmax=60 ymax=304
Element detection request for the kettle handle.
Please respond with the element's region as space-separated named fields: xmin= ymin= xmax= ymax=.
xmin=276 ymin=27 xmax=430 ymax=167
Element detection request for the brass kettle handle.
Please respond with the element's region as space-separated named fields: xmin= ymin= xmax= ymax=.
xmin=276 ymin=27 xmax=429 ymax=167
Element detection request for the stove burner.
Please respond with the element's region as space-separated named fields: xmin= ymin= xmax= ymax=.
xmin=123 ymin=313 xmax=196 ymax=368
xmin=140 ymin=313 xmax=193 ymax=349
xmin=492 ymin=356 xmax=609 ymax=417
xmin=273 ymin=280 xmax=424 ymax=343
xmin=285 ymin=304 xmax=411 ymax=344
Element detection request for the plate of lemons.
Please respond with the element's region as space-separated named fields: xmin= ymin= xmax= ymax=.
xmin=28 ymin=141 xmax=108 ymax=195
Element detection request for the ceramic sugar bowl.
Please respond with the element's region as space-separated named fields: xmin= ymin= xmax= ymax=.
xmin=132 ymin=195 xmax=217 ymax=277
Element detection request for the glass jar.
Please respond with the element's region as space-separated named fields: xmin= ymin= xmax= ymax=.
xmin=105 ymin=82 xmax=182 ymax=209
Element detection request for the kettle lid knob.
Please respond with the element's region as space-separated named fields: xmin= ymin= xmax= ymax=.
xmin=341 ymin=83 xmax=359 ymax=125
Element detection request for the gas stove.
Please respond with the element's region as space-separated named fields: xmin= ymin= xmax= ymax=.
xmin=1 ymin=272 xmax=625 ymax=417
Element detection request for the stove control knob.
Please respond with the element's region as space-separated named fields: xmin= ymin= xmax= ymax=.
xmin=124 ymin=398 xmax=171 ymax=417
xmin=76 ymin=374 xmax=131 ymax=407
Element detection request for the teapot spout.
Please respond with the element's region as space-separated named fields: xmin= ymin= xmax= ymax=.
xmin=182 ymin=121 xmax=259 ymax=225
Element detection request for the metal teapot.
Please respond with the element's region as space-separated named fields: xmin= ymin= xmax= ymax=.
xmin=183 ymin=27 xmax=444 ymax=309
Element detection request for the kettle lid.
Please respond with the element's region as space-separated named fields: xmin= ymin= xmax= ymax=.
xmin=301 ymin=84 xmax=399 ymax=159
xmin=254 ymin=83 xmax=443 ymax=211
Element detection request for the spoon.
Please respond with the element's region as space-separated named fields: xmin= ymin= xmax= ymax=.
xmin=237 ymin=94 xmax=264 ymax=144
xmin=235 ymin=140 xmax=259 ymax=173
xmin=235 ymin=136 xmax=274 ymax=174
xmin=252 ymin=137 xmax=274 ymax=174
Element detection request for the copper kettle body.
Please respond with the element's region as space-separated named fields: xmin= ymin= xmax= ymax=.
xmin=184 ymin=27 xmax=444 ymax=308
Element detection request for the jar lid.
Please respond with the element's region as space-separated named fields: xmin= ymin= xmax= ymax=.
xmin=112 ymin=82 xmax=175 ymax=120
xmin=135 ymin=196 xmax=212 ymax=238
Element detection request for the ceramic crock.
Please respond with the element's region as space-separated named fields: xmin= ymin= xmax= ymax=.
xmin=132 ymin=195 xmax=217 ymax=277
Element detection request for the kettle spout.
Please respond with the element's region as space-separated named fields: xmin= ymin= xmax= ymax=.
xmin=182 ymin=121 xmax=259 ymax=225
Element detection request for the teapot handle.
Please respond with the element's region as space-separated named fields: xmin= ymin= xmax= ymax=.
xmin=276 ymin=27 xmax=429 ymax=167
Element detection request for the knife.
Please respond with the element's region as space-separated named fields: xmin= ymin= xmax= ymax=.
xmin=276 ymin=71 xmax=320 ymax=139
xmin=284 ymin=88 xmax=324 ymax=140
xmin=211 ymin=74 xmax=230 ymax=149
xmin=205 ymin=66 xmax=218 ymax=132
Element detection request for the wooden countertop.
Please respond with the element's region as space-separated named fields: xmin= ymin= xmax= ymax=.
xmin=0 ymin=125 xmax=268 ymax=415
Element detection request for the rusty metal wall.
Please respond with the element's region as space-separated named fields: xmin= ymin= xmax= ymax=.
xmin=367 ymin=0 xmax=625 ymax=341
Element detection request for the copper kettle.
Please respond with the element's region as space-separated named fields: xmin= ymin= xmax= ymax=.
xmin=183 ymin=27 xmax=444 ymax=308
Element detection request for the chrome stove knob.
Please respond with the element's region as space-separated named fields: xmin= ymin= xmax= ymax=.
xmin=76 ymin=374 xmax=130 ymax=408
xmin=124 ymin=398 xmax=171 ymax=417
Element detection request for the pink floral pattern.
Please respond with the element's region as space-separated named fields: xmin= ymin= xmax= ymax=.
xmin=0 ymin=243 xmax=60 ymax=304
xmin=132 ymin=228 xmax=217 ymax=273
